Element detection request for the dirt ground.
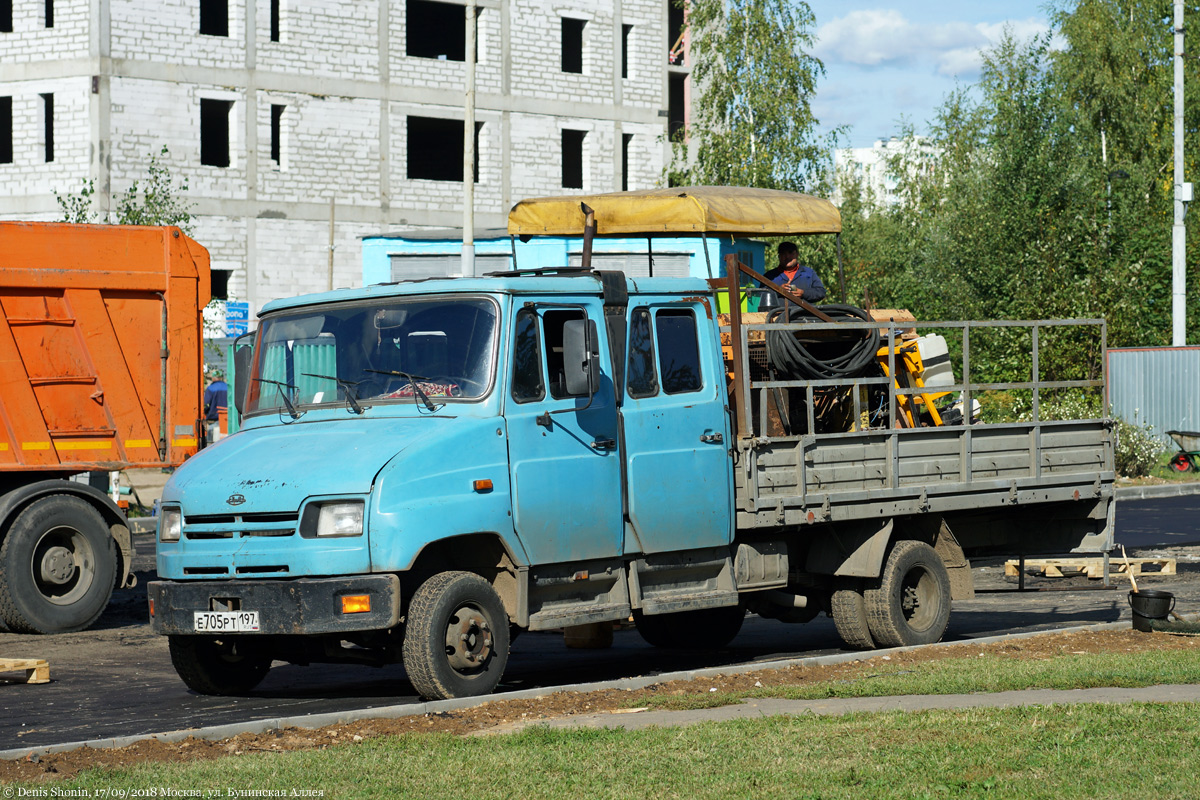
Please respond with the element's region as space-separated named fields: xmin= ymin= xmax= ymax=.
xmin=3 ymin=626 xmax=1199 ymax=784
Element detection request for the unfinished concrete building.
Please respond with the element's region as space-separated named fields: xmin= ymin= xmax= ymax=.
xmin=0 ymin=0 xmax=690 ymax=316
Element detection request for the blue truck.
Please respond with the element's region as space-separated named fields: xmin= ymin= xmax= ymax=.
xmin=150 ymin=188 xmax=1115 ymax=700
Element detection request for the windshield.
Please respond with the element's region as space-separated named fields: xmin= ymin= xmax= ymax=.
xmin=245 ymin=296 xmax=499 ymax=417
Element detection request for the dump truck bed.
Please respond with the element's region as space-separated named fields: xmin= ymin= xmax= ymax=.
xmin=0 ymin=222 xmax=211 ymax=471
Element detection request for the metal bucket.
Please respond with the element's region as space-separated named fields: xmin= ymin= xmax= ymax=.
xmin=1129 ymin=589 xmax=1176 ymax=632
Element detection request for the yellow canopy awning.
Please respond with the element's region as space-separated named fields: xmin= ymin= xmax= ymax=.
xmin=507 ymin=186 xmax=842 ymax=237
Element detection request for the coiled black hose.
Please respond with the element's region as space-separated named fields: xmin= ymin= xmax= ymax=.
xmin=764 ymin=304 xmax=881 ymax=380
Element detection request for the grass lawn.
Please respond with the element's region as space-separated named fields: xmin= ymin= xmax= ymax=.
xmin=12 ymin=644 xmax=1200 ymax=799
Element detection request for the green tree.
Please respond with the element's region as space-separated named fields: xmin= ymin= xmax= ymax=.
xmin=666 ymin=0 xmax=837 ymax=192
xmin=55 ymin=146 xmax=195 ymax=234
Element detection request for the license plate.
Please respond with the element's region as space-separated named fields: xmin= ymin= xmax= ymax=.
xmin=193 ymin=611 xmax=260 ymax=632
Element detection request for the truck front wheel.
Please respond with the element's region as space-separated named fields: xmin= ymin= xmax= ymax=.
xmin=168 ymin=635 xmax=272 ymax=695
xmin=402 ymin=571 xmax=511 ymax=701
xmin=0 ymin=494 xmax=116 ymax=634
xmin=864 ymin=540 xmax=951 ymax=648
xmin=634 ymin=604 xmax=745 ymax=650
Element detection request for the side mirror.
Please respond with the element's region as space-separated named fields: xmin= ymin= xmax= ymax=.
xmin=232 ymin=331 xmax=255 ymax=416
xmin=562 ymin=318 xmax=599 ymax=397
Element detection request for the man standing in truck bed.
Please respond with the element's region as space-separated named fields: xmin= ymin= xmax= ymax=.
xmin=766 ymin=241 xmax=826 ymax=303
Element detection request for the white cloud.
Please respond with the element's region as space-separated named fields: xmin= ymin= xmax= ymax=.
xmin=816 ymin=9 xmax=1050 ymax=78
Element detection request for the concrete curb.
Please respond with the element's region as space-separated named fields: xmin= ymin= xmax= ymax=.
xmin=1115 ymin=482 xmax=1200 ymax=500
xmin=0 ymin=619 xmax=1132 ymax=761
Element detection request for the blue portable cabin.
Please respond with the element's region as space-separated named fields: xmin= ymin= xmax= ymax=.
xmin=361 ymin=228 xmax=768 ymax=285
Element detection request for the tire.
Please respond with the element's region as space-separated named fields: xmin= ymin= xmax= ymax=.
xmin=1170 ymin=453 xmax=1192 ymax=473
xmin=634 ymin=604 xmax=745 ymax=650
xmin=864 ymin=540 xmax=951 ymax=648
xmin=0 ymin=494 xmax=117 ymax=634
xmin=402 ymin=571 xmax=511 ymax=701
xmin=831 ymin=578 xmax=876 ymax=650
xmin=168 ymin=635 xmax=272 ymax=695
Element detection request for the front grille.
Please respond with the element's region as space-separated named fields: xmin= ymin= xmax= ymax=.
xmin=187 ymin=511 xmax=299 ymax=525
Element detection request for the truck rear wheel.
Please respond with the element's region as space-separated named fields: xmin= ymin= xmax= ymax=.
xmin=634 ymin=604 xmax=745 ymax=650
xmin=831 ymin=578 xmax=875 ymax=650
xmin=864 ymin=540 xmax=951 ymax=648
xmin=0 ymin=494 xmax=116 ymax=634
xmin=168 ymin=635 xmax=272 ymax=695
xmin=402 ymin=571 xmax=511 ymax=701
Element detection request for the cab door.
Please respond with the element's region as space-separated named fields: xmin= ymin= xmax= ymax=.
xmin=620 ymin=300 xmax=733 ymax=553
xmin=504 ymin=299 xmax=623 ymax=565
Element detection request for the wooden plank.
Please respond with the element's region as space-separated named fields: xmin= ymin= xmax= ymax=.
xmin=0 ymin=657 xmax=50 ymax=685
xmin=1004 ymin=558 xmax=1176 ymax=580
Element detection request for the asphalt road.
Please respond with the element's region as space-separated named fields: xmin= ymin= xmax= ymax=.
xmin=0 ymin=493 xmax=1194 ymax=752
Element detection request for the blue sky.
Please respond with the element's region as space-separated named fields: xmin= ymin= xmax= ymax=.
xmin=805 ymin=1 xmax=1054 ymax=148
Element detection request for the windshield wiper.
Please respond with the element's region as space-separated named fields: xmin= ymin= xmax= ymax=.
xmin=365 ymin=369 xmax=441 ymax=413
xmin=253 ymin=378 xmax=301 ymax=419
xmin=302 ymin=372 xmax=364 ymax=414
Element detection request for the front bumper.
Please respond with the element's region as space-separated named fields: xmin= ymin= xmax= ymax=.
xmin=148 ymin=575 xmax=402 ymax=636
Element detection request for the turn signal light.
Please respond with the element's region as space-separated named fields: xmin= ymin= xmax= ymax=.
xmin=473 ymin=479 xmax=493 ymax=492
xmin=341 ymin=595 xmax=371 ymax=614
xmin=148 ymin=598 xmax=155 ymax=617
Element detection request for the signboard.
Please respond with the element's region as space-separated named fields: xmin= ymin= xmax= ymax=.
xmin=225 ymin=301 xmax=249 ymax=336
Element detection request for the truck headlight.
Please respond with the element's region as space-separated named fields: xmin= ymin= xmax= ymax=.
xmin=160 ymin=508 xmax=182 ymax=542
xmin=315 ymin=501 xmax=364 ymax=537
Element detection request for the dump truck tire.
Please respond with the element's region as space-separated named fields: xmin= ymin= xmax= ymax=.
xmin=831 ymin=578 xmax=876 ymax=650
xmin=634 ymin=604 xmax=745 ymax=650
xmin=168 ymin=635 xmax=272 ymax=695
xmin=0 ymin=494 xmax=117 ymax=634
xmin=864 ymin=540 xmax=951 ymax=648
xmin=402 ymin=571 xmax=511 ymax=701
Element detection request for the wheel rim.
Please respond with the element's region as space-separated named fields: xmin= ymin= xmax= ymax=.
xmin=899 ymin=565 xmax=939 ymax=632
xmin=1171 ymin=455 xmax=1191 ymax=472
xmin=443 ymin=603 xmax=493 ymax=675
xmin=30 ymin=524 xmax=96 ymax=606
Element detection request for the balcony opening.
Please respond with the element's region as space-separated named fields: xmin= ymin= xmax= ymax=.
xmin=41 ymin=93 xmax=54 ymax=163
xmin=622 ymin=24 xmax=632 ymax=79
xmin=407 ymin=116 xmax=481 ymax=182
xmin=200 ymin=98 xmax=233 ymax=167
xmin=270 ymin=104 xmax=284 ymax=168
xmin=0 ymin=97 xmax=12 ymax=164
xmin=621 ymin=133 xmax=632 ymax=191
xmin=562 ymin=129 xmax=585 ymax=189
xmin=668 ymin=0 xmax=684 ymax=65
xmin=270 ymin=0 xmax=281 ymax=41
xmin=562 ymin=18 xmax=585 ymax=73
xmin=408 ymin=0 xmax=478 ymax=61
xmin=668 ymin=73 xmax=686 ymax=140
xmin=200 ymin=0 xmax=229 ymax=37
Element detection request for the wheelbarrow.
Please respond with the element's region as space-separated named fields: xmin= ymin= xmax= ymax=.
xmin=1166 ymin=430 xmax=1200 ymax=472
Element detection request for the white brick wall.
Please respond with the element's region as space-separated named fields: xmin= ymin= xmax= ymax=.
xmin=257 ymin=0 xmax=379 ymax=81
xmin=2 ymin=0 xmax=89 ymax=63
xmin=111 ymin=0 xmax=246 ymax=69
xmin=0 ymin=0 xmax=676 ymax=312
xmin=0 ymin=77 xmax=91 ymax=200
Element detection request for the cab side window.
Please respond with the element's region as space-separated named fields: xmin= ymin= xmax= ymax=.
xmin=626 ymin=307 xmax=659 ymax=398
xmin=542 ymin=309 xmax=586 ymax=399
xmin=511 ymin=308 xmax=545 ymax=403
xmin=656 ymin=309 xmax=702 ymax=394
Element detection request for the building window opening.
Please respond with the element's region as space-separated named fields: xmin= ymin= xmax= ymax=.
xmin=0 ymin=97 xmax=12 ymax=164
xmin=41 ymin=93 xmax=54 ymax=163
xmin=45 ymin=0 xmax=53 ymax=27
xmin=561 ymin=18 xmax=585 ymax=73
xmin=408 ymin=0 xmax=478 ymax=61
xmin=562 ymin=129 xmax=585 ymax=189
xmin=668 ymin=0 xmax=684 ymax=64
xmin=1 ymin=0 xmax=11 ymax=32
xmin=622 ymin=24 xmax=632 ymax=79
xmin=200 ymin=0 xmax=229 ymax=36
xmin=621 ymin=133 xmax=632 ymax=192
xmin=668 ymin=72 xmax=686 ymax=140
xmin=270 ymin=0 xmax=281 ymax=41
xmin=200 ymin=99 xmax=233 ymax=167
xmin=407 ymin=116 xmax=481 ymax=182
xmin=211 ymin=269 xmax=230 ymax=301
xmin=270 ymin=104 xmax=284 ymax=168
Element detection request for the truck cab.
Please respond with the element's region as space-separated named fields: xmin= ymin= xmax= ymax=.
xmin=151 ymin=273 xmax=738 ymax=699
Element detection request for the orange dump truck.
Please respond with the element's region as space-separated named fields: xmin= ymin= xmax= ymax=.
xmin=0 ymin=222 xmax=210 ymax=633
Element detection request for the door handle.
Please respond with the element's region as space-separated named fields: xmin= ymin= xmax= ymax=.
xmin=700 ymin=433 xmax=724 ymax=444
xmin=590 ymin=438 xmax=617 ymax=451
